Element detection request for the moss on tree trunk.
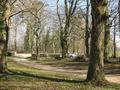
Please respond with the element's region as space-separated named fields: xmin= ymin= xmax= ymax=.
xmin=104 ymin=20 xmax=110 ymax=62
xmin=0 ymin=0 xmax=10 ymax=73
xmin=86 ymin=0 xmax=109 ymax=83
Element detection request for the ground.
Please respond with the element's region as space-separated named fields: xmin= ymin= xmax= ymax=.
xmin=0 ymin=54 xmax=120 ymax=90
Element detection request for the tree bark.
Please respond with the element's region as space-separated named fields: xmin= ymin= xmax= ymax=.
xmin=85 ymin=0 xmax=90 ymax=57
xmin=118 ymin=0 xmax=120 ymax=35
xmin=72 ymin=33 xmax=75 ymax=53
xmin=61 ymin=0 xmax=78 ymax=58
xmin=86 ymin=0 xmax=109 ymax=82
xmin=56 ymin=0 xmax=68 ymax=58
xmin=35 ymin=34 xmax=40 ymax=55
xmin=104 ymin=7 xmax=110 ymax=62
xmin=0 ymin=0 xmax=10 ymax=73
xmin=14 ymin=28 xmax=17 ymax=51
xmin=62 ymin=18 xmax=70 ymax=57
xmin=113 ymin=20 xmax=116 ymax=58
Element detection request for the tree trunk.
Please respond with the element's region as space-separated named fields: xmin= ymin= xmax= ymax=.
xmin=52 ymin=42 xmax=56 ymax=53
xmin=113 ymin=20 xmax=116 ymax=58
xmin=61 ymin=0 xmax=78 ymax=58
xmin=0 ymin=0 xmax=10 ymax=73
xmin=60 ymin=30 xmax=67 ymax=58
xmin=86 ymin=0 xmax=109 ymax=82
xmin=104 ymin=17 xmax=110 ymax=62
xmin=85 ymin=0 xmax=90 ymax=57
xmin=36 ymin=37 xmax=39 ymax=56
xmin=0 ymin=39 xmax=6 ymax=73
xmin=72 ymin=33 xmax=75 ymax=53
xmin=61 ymin=9 xmax=70 ymax=58
xmin=62 ymin=18 xmax=70 ymax=58
xmin=119 ymin=0 xmax=120 ymax=36
xmin=14 ymin=28 xmax=17 ymax=51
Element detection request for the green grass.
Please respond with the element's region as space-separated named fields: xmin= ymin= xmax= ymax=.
xmin=116 ymin=50 xmax=120 ymax=57
xmin=0 ymin=60 xmax=120 ymax=90
xmin=109 ymin=50 xmax=120 ymax=58
xmin=29 ymin=56 xmax=120 ymax=71
xmin=29 ymin=57 xmax=88 ymax=69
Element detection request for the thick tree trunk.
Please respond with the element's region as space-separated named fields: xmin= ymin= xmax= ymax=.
xmin=60 ymin=30 xmax=68 ymax=58
xmin=61 ymin=0 xmax=78 ymax=58
xmin=62 ymin=19 xmax=70 ymax=58
xmin=0 ymin=39 xmax=6 ymax=73
xmin=0 ymin=0 xmax=10 ymax=73
xmin=86 ymin=0 xmax=109 ymax=82
xmin=60 ymin=21 xmax=69 ymax=58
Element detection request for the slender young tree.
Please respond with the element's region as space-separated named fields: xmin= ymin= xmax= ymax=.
xmin=118 ymin=0 xmax=120 ymax=62
xmin=56 ymin=0 xmax=64 ymax=57
xmin=87 ymin=0 xmax=109 ymax=82
xmin=113 ymin=19 xmax=116 ymax=58
xmin=85 ymin=0 xmax=90 ymax=57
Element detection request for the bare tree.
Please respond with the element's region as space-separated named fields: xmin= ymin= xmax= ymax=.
xmin=61 ymin=0 xmax=79 ymax=58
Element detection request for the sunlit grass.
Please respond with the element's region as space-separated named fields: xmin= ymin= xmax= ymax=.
xmin=0 ymin=60 xmax=120 ymax=90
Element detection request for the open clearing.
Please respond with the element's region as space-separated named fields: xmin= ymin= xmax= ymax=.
xmin=10 ymin=54 xmax=120 ymax=84
xmin=0 ymin=54 xmax=120 ymax=90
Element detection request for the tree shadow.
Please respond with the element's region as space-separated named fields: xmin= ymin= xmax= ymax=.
xmin=2 ymin=69 xmax=85 ymax=84
xmin=105 ymin=69 xmax=120 ymax=74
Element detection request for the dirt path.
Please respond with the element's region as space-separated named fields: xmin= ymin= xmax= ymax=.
xmin=11 ymin=57 xmax=87 ymax=74
xmin=9 ymin=54 xmax=120 ymax=84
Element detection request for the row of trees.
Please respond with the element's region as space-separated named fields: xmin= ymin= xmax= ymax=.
xmin=23 ymin=0 xmax=85 ymax=56
xmin=0 ymin=0 xmax=120 ymax=83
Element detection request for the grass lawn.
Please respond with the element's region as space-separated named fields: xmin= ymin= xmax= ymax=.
xmin=0 ymin=59 xmax=120 ymax=90
xmin=29 ymin=57 xmax=120 ymax=70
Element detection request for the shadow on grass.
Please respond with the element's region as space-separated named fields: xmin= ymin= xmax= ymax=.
xmin=2 ymin=70 xmax=84 ymax=84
